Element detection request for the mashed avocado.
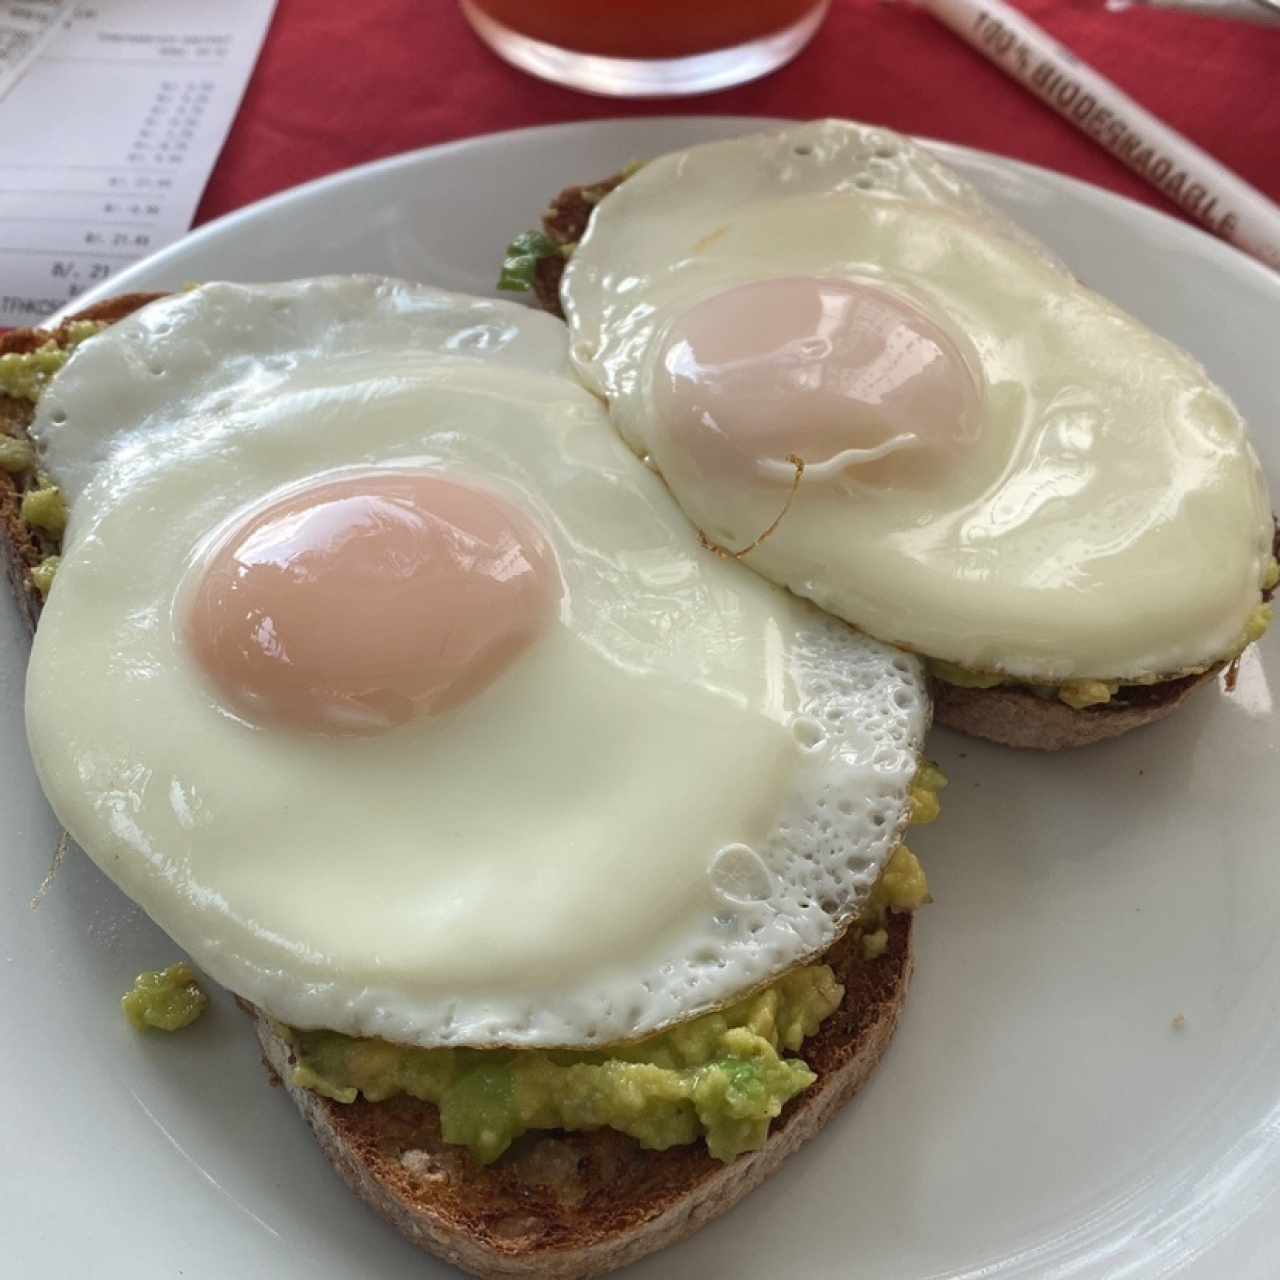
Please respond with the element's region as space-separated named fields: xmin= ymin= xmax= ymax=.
xmin=925 ymin=658 xmax=1004 ymax=690
xmin=0 ymin=320 xmax=103 ymax=402
xmin=287 ymin=964 xmax=843 ymax=1164
xmin=858 ymin=845 xmax=929 ymax=959
xmin=1 ymin=322 xmax=104 ymax=605
xmin=122 ymin=962 xmax=208 ymax=1032
xmin=1057 ymin=679 xmax=1120 ymax=710
xmin=909 ymin=761 xmax=947 ymax=825
xmin=20 ymin=484 xmax=66 ymax=534
xmin=0 ymin=435 xmax=34 ymax=473
xmin=0 ymin=343 xmax=70 ymax=402
xmin=497 ymin=230 xmax=568 ymax=292
xmin=874 ymin=845 xmax=930 ymax=912
xmin=1243 ymin=601 xmax=1273 ymax=647
xmin=30 ymin=555 xmax=59 ymax=597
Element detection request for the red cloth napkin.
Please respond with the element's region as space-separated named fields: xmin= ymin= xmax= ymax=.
xmin=203 ymin=0 xmax=1278 ymax=239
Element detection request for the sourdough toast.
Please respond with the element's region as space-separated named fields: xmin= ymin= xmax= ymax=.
xmin=930 ymin=669 xmax=1217 ymax=751
xmin=251 ymin=913 xmax=912 ymax=1280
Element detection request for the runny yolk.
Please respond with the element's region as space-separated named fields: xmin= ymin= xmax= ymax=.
xmin=185 ymin=471 xmax=559 ymax=735
xmin=654 ymin=276 xmax=983 ymax=489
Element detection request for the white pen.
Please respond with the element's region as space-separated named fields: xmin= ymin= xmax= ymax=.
xmin=1125 ymin=0 xmax=1280 ymax=25
xmin=915 ymin=0 xmax=1280 ymax=270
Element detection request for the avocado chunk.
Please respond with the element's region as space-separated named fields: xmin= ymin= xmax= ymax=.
xmin=288 ymin=963 xmax=844 ymax=1165
xmin=122 ymin=962 xmax=208 ymax=1032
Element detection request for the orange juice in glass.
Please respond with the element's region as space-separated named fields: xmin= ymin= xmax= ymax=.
xmin=460 ymin=0 xmax=830 ymax=96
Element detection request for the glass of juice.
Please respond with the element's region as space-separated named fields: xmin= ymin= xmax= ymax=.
xmin=460 ymin=0 xmax=831 ymax=96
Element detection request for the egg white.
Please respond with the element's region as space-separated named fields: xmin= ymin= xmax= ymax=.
xmin=25 ymin=278 xmax=929 ymax=1049
xmin=560 ymin=121 xmax=1273 ymax=681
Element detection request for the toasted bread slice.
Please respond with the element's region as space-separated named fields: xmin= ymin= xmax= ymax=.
xmin=522 ymin=174 xmax=1254 ymax=750
xmin=6 ymin=292 xmax=919 ymax=1278
xmin=930 ymin=669 xmax=1217 ymax=751
xmin=250 ymin=912 xmax=912 ymax=1280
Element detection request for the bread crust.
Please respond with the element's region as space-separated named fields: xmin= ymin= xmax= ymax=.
xmin=931 ymin=668 xmax=1219 ymax=750
xmin=528 ymin=174 xmax=1264 ymax=751
xmin=251 ymin=911 xmax=913 ymax=1280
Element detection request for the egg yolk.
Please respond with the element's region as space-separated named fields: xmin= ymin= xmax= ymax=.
xmin=185 ymin=471 xmax=559 ymax=734
xmin=654 ymin=276 xmax=982 ymax=489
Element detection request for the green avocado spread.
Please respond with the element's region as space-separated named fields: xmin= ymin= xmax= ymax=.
xmin=285 ymin=964 xmax=842 ymax=1165
xmin=0 ymin=435 xmax=34 ymax=473
xmin=0 ymin=342 xmax=71 ymax=402
xmin=1 ymin=320 xmax=102 ymax=599
xmin=285 ymin=764 xmax=942 ymax=1166
xmin=909 ymin=760 xmax=947 ymax=825
xmin=20 ymin=483 xmax=66 ymax=534
xmin=30 ymin=555 xmax=59 ymax=597
xmin=0 ymin=320 xmax=104 ymax=402
xmin=496 ymin=230 xmax=568 ymax=293
xmin=122 ymin=962 xmax=208 ymax=1032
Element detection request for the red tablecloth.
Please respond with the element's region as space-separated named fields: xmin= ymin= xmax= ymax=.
xmin=202 ymin=0 xmax=1278 ymax=235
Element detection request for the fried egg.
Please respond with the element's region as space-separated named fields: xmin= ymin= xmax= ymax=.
xmin=559 ymin=120 xmax=1274 ymax=681
xmin=24 ymin=277 xmax=929 ymax=1049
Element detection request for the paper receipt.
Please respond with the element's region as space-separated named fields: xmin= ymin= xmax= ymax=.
xmin=0 ymin=0 xmax=71 ymax=102
xmin=0 ymin=0 xmax=276 ymax=324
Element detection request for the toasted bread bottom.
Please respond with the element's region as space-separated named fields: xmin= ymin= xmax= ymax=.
xmin=931 ymin=667 xmax=1220 ymax=750
xmin=250 ymin=911 xmax=913 ymax=1280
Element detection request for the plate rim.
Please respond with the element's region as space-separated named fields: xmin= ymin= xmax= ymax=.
xmin=58 ymin=114 xmax=1280 ymax=322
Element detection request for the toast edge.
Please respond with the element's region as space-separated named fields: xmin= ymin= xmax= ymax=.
xmin=251 ymin=917 xmax=913 ymax=1280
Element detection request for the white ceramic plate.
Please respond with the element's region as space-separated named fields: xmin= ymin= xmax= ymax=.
xmin=5 ymin=118 xmax=1278 ymax=1279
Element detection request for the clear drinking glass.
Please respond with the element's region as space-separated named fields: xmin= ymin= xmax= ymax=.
xmin=460 ymin=0 xmax=831 ymax=97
